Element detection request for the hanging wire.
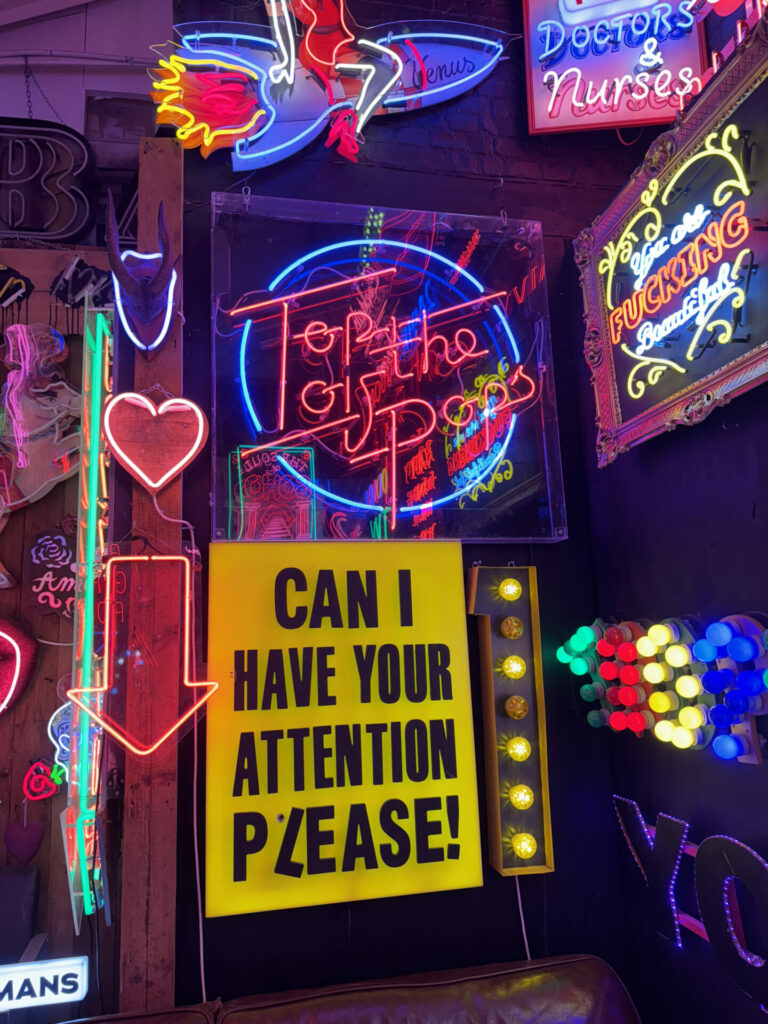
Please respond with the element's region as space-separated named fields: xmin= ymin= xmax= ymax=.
xmin=515 ymin=875 xmax=532 ymax=960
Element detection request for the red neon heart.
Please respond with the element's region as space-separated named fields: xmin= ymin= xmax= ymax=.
xmin=0 ymin=617 xmax=38 ymax=718
xmin=4 ymin=820 xmax=46 ymax=864
xmin=103 ymin=392 xmax=209 ymax=494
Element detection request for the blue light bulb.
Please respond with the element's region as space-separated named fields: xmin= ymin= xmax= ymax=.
xmin=705 ymin=621 xmax=735 ymax=648
xmin=713 ymin=734 xmax=742 ymax=761
xmin=709 ymin=704 xmax=734 ymax=729
xmin=692 ymin=638 xmax=718 ymax=663
xmin=702 ymin=669 xmax=735 ymax=694
xmin=724 ymin=690 xmax=749 ymax=715
xmin=738 ymin=671 xmax=765 ymax=698
xmin=727 ymin=636 xmax=759 ymax=663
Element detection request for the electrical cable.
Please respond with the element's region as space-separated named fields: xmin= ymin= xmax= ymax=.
xmin=515 ymin=875 xmax=531 ymax=960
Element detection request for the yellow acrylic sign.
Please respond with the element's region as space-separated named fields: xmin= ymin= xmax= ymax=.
xmin=206 ymin=541 xmax=482 ymax=916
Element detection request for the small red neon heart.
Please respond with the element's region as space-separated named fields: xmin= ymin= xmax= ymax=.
xmin=0 ymin=617 xmax=38 ymax=718
xmin=103 ymin=392 xmax=209 ymax=494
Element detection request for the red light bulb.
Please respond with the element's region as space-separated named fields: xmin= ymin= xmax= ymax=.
xmin=618 ymin=685 xmax=640 ymax=707
xmin=606 ymin=686 xmax=622 ymax=706
xmin=609 ymin=711 xmax=629 ymax=731
xmin=617 ymin=641 xmax=637 ymax=664
xmin=627 ymin=711 xmax=648 ymax=733
xmin=605 ymin=626 xmax=626 ymax=646
xmin=619 ymin=664 xmax=640 ymax=686
xmin=598 ymin=661 xmax=619 ymax=681
xmin=596 ymin=638 xmax=616 ymax=658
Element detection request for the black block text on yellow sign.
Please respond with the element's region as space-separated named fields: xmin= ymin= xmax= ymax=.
xmin=206 ymin=542 xmax=482 ymax=916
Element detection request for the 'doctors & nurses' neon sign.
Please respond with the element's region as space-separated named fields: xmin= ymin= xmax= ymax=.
xmin=212 ymin=196 xmax=566 ymax=541
xmin=523 ymin=0 xmax=706 ymax=133
xmin=576 ymin=28 xmax=768 ymax=465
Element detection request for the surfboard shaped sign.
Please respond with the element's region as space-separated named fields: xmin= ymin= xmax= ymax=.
xmin=151 ymin=12 xmax=509 ymax=169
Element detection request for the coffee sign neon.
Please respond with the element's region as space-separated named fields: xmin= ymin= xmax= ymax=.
xmin=575 ymin=27 xmax=768 ymax=464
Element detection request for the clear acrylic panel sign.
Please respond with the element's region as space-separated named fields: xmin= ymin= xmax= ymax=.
xmin=212 ymin=195 xmax=565 ymax=541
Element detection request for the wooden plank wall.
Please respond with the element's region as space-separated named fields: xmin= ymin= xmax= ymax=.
xmin=0 ymin=245 xmax=110 ymax=1016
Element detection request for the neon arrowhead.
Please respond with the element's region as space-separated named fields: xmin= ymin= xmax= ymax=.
xmin=67 ymin=555 xmax=218 ymax=757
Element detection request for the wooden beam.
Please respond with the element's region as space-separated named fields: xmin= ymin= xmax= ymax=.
xmin=118 ymin=137 xmax=183 ymax=1014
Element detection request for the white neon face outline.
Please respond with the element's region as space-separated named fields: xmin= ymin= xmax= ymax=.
xmin=103 ymin=393 xmax=207 ymax=494
xmin=0 ymin=629 xmax=22 ymax=716
xmin=112 ymin=250 xmax=178 ymax=353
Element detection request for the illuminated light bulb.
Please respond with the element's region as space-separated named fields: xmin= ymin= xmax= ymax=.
xmin=709 ymin=704 xmax=734 ymax=729
xmin=671 ymin=726 xmax=699 ymax=750
xmin=508 ymin=784 xmax=534 ymax=810
xmin=705 ymin=621 xmax=734 ymax=648
xmin=636 ymin=636 xmax=658 ymax=658
xmin=616 ymin=642 xmax=637 ymax=664
xmin=506 ymin=737 xmax=531 ymax=762
xmin=619 ymin=664 xmax=640 ymax=686
xmin=505 ymin=695 xmax=529 ymax=719
xmin=605 ymin=686 xmax=622 ymax=706
xmin=587 ymin=709 xmax=608 ymax=728
xmin=648 ymin=691 xmax=679 ymax=714
xmin=619 ymin=684 xmax=646 ymax=707
xmin=724 ymin=690 xmax=757 ymax=715
xmin=609 ymin=711 xmax=629 ymax=731
xmin=692 ymin=638 xmax=718 ymax=663
xmin=678 ymin=705 xmax=707 ymax=730
xmin=738 ymin=671 xmax=765 ymax=698
xmin=498 ymin=578 xmax=522 ymax=601
xmin=675 ymin=674 xmax=703 ymax=699
xmin=648 ymin=623 xmax=678 ymax=646
xmin=598 ymin=661 xmax=619 ymax=682
xmin=596 ymin=638 xmax=616 ymax=658
xmin=579 ymin=683 xmax=601 ymax=703
xmin=713 ymin=734 xmax=749 ymax=761
xmin=665 ymin=644 xmax=692 ymax=668
xmin=627 ymin=711 xmax=652 ymax=734
xmin=654 ymin=720 xmax=675 ymax=743
xmin=606 ymin=625 xmax=633 ymax=645
xmin=727 ymin=635 xmax=759 ymax=663
xmin=556 ymin=645 xmax=573 ymax=664
xmin=569 ymin=656 xmax=594 ymax=677
xmin=500 ymin=616 xmax=524 ymax=640
xmin=574 ymin=625 xmax=597 ymax=649
xmin=702 ymin=668 xmax=736 ymax=694
xmin=502 ymin=655 xmax=527 ymax=680
xmin=511 ymin=833 xmax=537 ymax=859
xmin=643 ymin=662 xmax=672 ymax=685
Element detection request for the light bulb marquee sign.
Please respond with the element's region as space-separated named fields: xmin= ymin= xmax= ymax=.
xmin=576 ymin=24 xmax=768 ymax=465
xmin=151 ymin=14 xmax=508 ymax=168
xmin=212 ymin=195 xmax=565 ymax=541
xmin=522 ymin=0 xmax=706 ymax=133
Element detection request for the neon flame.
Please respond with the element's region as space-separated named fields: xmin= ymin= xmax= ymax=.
xmin=0 ymin=629 xmax=22 ymax=715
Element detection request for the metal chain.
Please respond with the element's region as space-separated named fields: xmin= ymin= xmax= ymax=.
xmin=25 ymin=60 xmax=65 ymax=124
xmin=23 ymin=57 xmax=33 ymax=119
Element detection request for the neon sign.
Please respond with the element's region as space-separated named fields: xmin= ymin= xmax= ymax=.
xmin=151 ymin=13 xmax=508 ymax=169
xmin=0 ymin=957 xmax=88 ymax=1009
xmin=213 ymin=195 xmax=565 ymax=540
xmin=576 ymin=30 xmax=768 ymax=464
xmin=560 ymin=613 xmax=768 ymax=762
xmin=523 ymin=0 xmax=705 ymax=133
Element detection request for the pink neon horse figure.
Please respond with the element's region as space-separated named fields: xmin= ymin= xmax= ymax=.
xmin=0 ymin=324 xmax=81 ymax=586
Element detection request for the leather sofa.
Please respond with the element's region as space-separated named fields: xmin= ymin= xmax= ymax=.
xmin=65 ymin=954 xmax=641 ymax=1024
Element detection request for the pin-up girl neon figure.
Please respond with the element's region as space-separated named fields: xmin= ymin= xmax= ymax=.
xmin=266 ymin=0 xmax=402 ymax=161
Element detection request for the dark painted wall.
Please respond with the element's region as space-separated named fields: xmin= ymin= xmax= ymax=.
xmin=173 ymin=0 xmax=657 ymax=1011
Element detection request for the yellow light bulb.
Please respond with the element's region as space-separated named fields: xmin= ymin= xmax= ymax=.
xmin=679 ymin=705 xmax=706 ymax=730
xmin=502 ymin=655 xmax=527 ymax=680
xmin=648 ymin=624 xmax=675 ymax=646
xmin=671 ymin=726 xmax=696 ymax=750
xmin=498 ymin=577 xmax=522 ymax=601
xmin=675 ymin=675 xmax=703 ymax=699
xmin=506 ymin=737 xmax=531 ymax=762
xmin=636 ymin=636 xmax=658 ymax=658
xmin=654 ymin=720 xmax=675 ymax=743
xmin=500 ymin=616 xmax=524 ymax=639
xmin=643 ymin=662 xmax=671 ymax=685
xmin=648 ymin=691 xmax=671 ymax=714
xmin=508 ymin=784 xmax=535 ymax=810
xmin=665 ymin=644 xmax=691 ymax=668
xmin=511 ymin=832 xmax=538 ymax=859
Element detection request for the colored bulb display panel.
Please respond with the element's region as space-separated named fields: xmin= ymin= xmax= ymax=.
xmin=212 ymin=195 xmax=565 ymax=540
xmin=576 ymin=23 xmax=768 ymax=465
xmin=522 ymin=0 xmax=705 ymax=134
xmin=564 ymin=613 xmax=768 ymax=763
xmin=467 ymin=566 xmax=554 ymax=876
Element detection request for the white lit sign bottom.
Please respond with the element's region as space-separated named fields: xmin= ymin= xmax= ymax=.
xmin=0 ymin=956 xmax=88 ymax=1009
